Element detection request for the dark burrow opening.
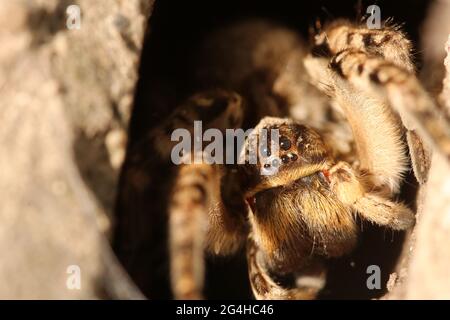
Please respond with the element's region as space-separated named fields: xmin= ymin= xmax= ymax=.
xmin=112 ymin=0 xmax=429 ymax=299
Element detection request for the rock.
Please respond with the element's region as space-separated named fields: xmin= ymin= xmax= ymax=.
xmin=386 ymin=1 xmax=450 ymax=299
xmin=0 ymin=0 xmax=153 ymax=299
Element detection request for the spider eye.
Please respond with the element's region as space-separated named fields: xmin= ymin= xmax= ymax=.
xmin=281 ymin=155 xmax=290 ymax=164
xmin=281 ymin=153 xmax=298 ymax=164
xmin=279 ymin=136 xmax=291 ymax=150
xmin=271 ymin=158 xmax=280 ymax=168
xmin=260 ymin=145 xmax=271 ymax=157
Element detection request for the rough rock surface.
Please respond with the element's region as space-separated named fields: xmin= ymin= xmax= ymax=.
xmin=0 ymin=0 xmax=153 ymax=298
xmin=385 ymin=1 xmax=450 ymax=299
xmin=403 ymin=35 xmax=450 ymax=300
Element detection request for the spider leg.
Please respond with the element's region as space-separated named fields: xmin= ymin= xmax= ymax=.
xmin=308 ymin=21 xmax=443 ymax=185
xmin=354 ymin=193 xmax=415 ymax=230
xmin=305 ymin=54 xmax=408 ymax=192
xmin=338 ymin=49 xmax=449 ymax=179
xmin=247 ymin=235 xmax=325 ymax=300
xmin=169 ymin=164 xmax=248 ymax=299
xmin=163 ymin=90 xmax=247 ymax=299
xmin=311 ymin=20 xmax=415 ymax=72
xmin=169 ymin=161 xmax=217 ymax=299
xmin=329 ymin=161 xmax=415 ymax=230
xmin=406 ymin=129 xmax=432 ymax=184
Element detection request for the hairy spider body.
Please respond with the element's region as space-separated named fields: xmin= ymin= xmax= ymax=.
xmin=113 ymin=17 xmax=450 ymax=299
xmin=237 ymin=118 xmax=413 ymax=299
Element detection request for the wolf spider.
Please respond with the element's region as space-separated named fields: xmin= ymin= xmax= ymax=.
xmin=114 ymin=18 xmax=450 ymax=299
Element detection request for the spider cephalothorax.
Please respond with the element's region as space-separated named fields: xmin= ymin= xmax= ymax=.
xmin=239 ymin=118 xmax=332 ymax=192
xmin=114 ymin=17 xmax=450 ymax=300
xmin=238 ymin=118 xmax=357 ymax=274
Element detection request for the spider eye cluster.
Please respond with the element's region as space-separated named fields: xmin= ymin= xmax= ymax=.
xmin=260 ymin=145 xmax=271 ymax=157
xmin=281 ymin=152 xmax=298 ymax=164
xmin=241 ymin=121 xmax=330 ymax=181
xmin=243 ymin=123 xmax=306 ymax=176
